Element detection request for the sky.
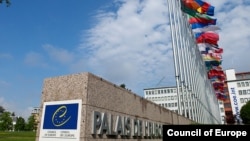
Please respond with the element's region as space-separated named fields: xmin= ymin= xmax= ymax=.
xmin=0 ymin=0 xmax=249 ymax=120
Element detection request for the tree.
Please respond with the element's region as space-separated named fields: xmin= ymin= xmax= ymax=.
xmin=0 ymin=111 xmax=12 ymax=131
xmin=15 ymin=116 xmax=26 ymax=131
xmin=0 ymin=106 xmax=5 ymax=113
xmin=240 ymin=101 xmax=250 ymax=124
xmin=120 ymin=83 xmax=126 ymax=88
xmin=25 ymin=114 xmax=36 ymax=131
xmin=0 ymin=0 xmax=11 ymax=7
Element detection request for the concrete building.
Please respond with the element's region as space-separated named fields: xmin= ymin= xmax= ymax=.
xmin=225 ymin=69 xmax=250 ymax=124
xmin=36 ymin=72 xmax=193 ymax=141
xmin=143 ymin=87 xmax=225 ymax=124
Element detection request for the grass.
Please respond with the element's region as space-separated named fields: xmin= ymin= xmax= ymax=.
xmin=0 ymin=131 xmax=36 ymax=141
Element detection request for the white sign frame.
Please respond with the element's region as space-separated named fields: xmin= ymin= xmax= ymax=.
xmin=39 ymin=99 xmax=82 ymax=141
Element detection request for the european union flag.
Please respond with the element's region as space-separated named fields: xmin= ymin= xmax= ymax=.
xmin=43 ymin=103 xmax=79 ymax=129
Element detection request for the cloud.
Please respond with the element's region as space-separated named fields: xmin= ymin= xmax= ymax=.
xmin=76 ymin=0 xmax=176 ymax=95
xmin=207 ymin=0 xmax=250 ymax=72
xmin=24 ymin=51 xmax=48 ymax=68
xmin=43 ymin=44 xmax=75 ymax=64
xmin=0 ymin=80 xmax=10 ymax=87
xmin=0 ymin=97 xmax=32 ymax=120
xmin=0 ymin=53 xmax=13 ymax=59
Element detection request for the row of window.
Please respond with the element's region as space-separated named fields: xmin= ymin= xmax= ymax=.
xmin=237 ymin=81 xmax=250 ymax=87
xmin=146 ymin=95 xmax=177 ymax=101
xmin=144 ymin=88 xmax=191 ymax=95
xmin=159 ymin=102 xmax=178 ymax=108
xmin=240 ymin=98 xmax=250 ymax=104
xmin=238 ymin=89 xmax=250 ymax=95
xmin=145 ymin=88 xmax=176 ymax=95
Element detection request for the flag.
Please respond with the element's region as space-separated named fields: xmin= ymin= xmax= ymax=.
xmin=189 ymin=15 xmax=216 ymax=25
xmin=181 ymin=0 xmax=215 ymax=16
xmin=192 ymin=25 xmax=220 ymax=33
xmin=196 ymin=31 xmax=219 ymax=45
xmin=195 ymin=0 xmax=215 ymax=16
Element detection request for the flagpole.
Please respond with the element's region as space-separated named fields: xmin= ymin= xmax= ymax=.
xmin=170 ymin=0 xmax=186 ymax=117
xmin=167 ymin=0 xmax=182 ymax=115
xmin=176 ymin=0 xmax=194 ymax=120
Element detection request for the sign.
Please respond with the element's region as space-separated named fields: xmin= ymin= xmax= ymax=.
xmin=39 ymin=99 xmax=82 ymax=141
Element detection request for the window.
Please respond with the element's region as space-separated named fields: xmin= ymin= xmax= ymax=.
xmin=240 ymin=98 xmax=244 ymax=103
xmin=241 ymin=82 xmax=245 ymax=87
xmin=237 ymin=82 xmax=241 ymax=87
xmin=247 ymin=89 xmax=250 ymax=94
xmin=224 ymin=103 xmax=231 ymax=108
xmin=220 ymin=108 xmax=224 ymax=112
xmin=173 ymin=89 xmax=177 ymax=93
xmin=239 ymin=90 xmax=242 ymax=95
xmin=243 ymin=90 xmax=247 ymax=95
xmin=246 ymin=82 xmax=249 ymax=87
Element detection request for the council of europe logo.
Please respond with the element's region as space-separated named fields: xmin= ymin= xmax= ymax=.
xmin=43 ymin=103 xmax=79 ymax=129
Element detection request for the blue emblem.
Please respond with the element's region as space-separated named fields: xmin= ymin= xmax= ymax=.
xmin=43 ymin=103 xmax=79 ymax=129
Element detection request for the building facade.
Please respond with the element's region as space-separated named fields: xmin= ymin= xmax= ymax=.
xmin=144 ymin=86 xmax=225 ymax=124
xmin=225 ymin=69 xmax=250 ymax=124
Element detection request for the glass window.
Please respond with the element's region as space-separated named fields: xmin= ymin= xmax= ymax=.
xmin=241 ymin=82 xmax=245 ymax=87
xmin=171 ymin=103 xmax=175 ymax=107
xmin=246 ymin=82 xmax=249 ymax=87
xmin=237 ymin=82 xmax=241 ymax=87
xmin=243 ymin=90 xmax=247 ymax=95
xmin=239 ymin=90 xmax=242 ymax=95
xmin=247 ymin=90 xmax=250 ymax=94
xmin=173 ymin=89 xmax=177 ymax=93
xmin=220 ymin=108 xmax=224 ymax=112
xmin=224 ymin=103 xmax=231 ymax=108
xmin=240 ymin=98 xmax=244 ymax=103
xmin=245 ymin=98 xmax=249 ymax=103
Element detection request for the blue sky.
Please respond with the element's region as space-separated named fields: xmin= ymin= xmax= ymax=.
xmin=0 ymin=0 xmax=249 ymax=120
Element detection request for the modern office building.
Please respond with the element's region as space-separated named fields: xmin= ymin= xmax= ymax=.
xmin=143 ymin=87 xmax=225 ymax=124
xmin=225 ymin=69 xmax=250 ymax=124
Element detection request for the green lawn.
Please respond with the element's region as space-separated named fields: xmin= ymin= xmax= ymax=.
xmin=0 ymin=131 xmax=36 ymax=141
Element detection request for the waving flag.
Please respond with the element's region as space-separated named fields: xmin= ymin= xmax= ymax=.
xmin=181 ymin=0 xmax=226 ymax=101
xmin=181 ymin=0 xmax=215 ymax=16
xmin=196 ymin=31 xmax=219 ymax=45
xmin=192 ymin=25 xmax=220 ymax=33
xmin=189 ymin=15 xmax=216 ymax=24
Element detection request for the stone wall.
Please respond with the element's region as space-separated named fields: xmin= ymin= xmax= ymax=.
xmin=36 ymin=72 xmax=193 ymax=141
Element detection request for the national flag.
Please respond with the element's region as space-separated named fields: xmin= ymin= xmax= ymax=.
xmin=181 ymin=0 xmax=215 ymax=16
xmin=192 ymin=25 xmax=220 ymax=33
xmin=195 ymin=0 xmax=215 ymax=16
xmin=189 ymin=15 xmax=216 ymax=25
xmin=196 ymin=31 xmax=219 ymax=45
